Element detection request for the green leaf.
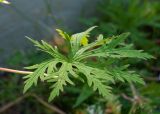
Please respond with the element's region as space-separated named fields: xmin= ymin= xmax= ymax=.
xmin=75 ymin=63 xmax=113 ymax=98
xmin=111 ymin=68 xmax=145 ymax=85
xmin=106 ymin=49 xmax=154 ymax=59
xmin=106 ymin=32 xmax=130 ymax=49
xmin=23 ymin=26 xmax=153 ymax=102
xmin=48 ymin=62 xmax=74 ymax=101
xmin=76 ymin=41 xmax=154 ymax=61
xmin=26 ymin=36 xmax=67 ymax=60
xmin=23 ymin=60 xmax=53 ymax=93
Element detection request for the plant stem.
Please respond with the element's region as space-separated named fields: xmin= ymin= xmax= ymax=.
xmin=0 ymin=67 xmax=32 ymax=75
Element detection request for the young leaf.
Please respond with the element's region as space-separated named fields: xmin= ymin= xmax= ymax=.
xmin=56 ymin=29 xmax=71 ymax=40
xmin=70 ymin=26 xmax=97 ymax=53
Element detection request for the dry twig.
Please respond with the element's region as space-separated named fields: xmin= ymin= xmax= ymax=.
xmin=0 ymin=93 xmax=66 ymax=114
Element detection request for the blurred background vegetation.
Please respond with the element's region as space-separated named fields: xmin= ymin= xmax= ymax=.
xmin=0 ymin=0 xmax=160 ymax=114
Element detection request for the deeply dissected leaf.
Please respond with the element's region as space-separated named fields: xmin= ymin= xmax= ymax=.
xmin=111 ymin=68 xmax=145 ymax=85
xmin=75 ymin=63 xmax=113 ymax=98
xmin=48 ymin=62 xmax=74 ymax=101
xmin=23 ymin=26 xmax=153 ymax=102
xmin=87 ymin=48 xmax=154 ymax=60
xmin=23 ymin=59 xmax=53 ymax=93
xmin=26 ymin=37 xmax=67 ymax=61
